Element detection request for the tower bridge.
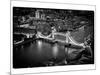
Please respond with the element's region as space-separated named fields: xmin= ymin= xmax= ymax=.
xmin=36 ymin=31 xmax=85 ymax=48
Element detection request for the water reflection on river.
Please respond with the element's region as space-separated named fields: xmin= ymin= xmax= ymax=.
xmin=13 ymin=40 xmax=81 ymax=68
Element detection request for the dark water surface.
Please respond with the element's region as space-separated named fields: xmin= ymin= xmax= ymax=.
xmin=13 ymin=40 xmax=68 ymax=68
xmin=13 ymin=40 xmax=93 ymax=68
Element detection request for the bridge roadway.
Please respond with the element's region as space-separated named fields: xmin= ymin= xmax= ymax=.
xmin=37 ymin=31 xmax=85 ymax=48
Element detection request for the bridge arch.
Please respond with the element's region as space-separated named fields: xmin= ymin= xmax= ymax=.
xmin=37 ymin=31 xmax=84 ymax=47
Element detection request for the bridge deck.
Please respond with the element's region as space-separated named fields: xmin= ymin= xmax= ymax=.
xmin=37 ymin=32 xmax=85 ymax=48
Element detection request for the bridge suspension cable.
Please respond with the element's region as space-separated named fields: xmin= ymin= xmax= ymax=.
xmin=37 ymin=31 xmax=85 ymax=47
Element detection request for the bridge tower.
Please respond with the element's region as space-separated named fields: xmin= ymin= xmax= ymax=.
xmin=51 ymin=27 xmax=56 ymax=39
xmin=65 ymin=31 xmax=70 ymax=43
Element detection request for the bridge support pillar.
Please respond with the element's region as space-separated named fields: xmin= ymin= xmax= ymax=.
xmin=52 ymin=33 xmax=55 ymax=39
xmin=66 ymin=33 xmax=69 ymax=43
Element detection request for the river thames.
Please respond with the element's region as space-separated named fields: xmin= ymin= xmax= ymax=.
xmin=13 ymin=39 xmax=93 ymax=68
